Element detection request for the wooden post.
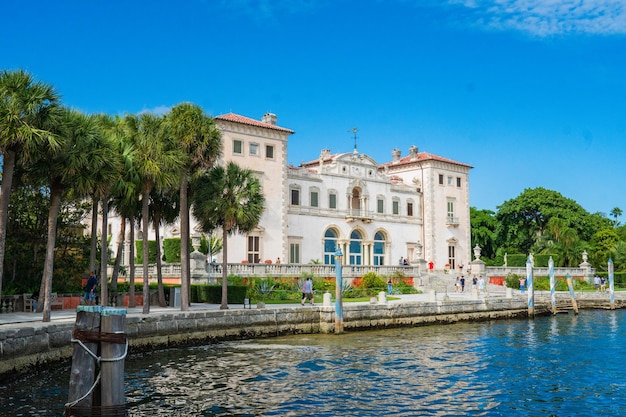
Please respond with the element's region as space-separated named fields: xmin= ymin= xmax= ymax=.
xmin=66 ymin=306 xmax=102 ymax=416
xmin=100 ymin=307 xmax=127 ymax=416
xmin=566 ymin=274 xmax=579 ymax=315
xmin=334 ymin=249 xmax=344 ymax=334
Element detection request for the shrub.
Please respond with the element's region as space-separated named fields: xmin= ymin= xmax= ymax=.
xmin=135 ymin=240 xmax=158 ymax=263
xmin=191 ymin=284 xmax=247 ymax=303
xmin=359 ymin=271 xmax=386 ymax=295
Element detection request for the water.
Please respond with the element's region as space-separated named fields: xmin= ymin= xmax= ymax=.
xmin=2 ymin=310 xmax=625 ymax=416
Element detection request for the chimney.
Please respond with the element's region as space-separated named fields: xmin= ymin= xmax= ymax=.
xmin=409 ymin=145 xmax=419 ymax=159
xmin=262 ymin=113 xmax=277 ymax=125
xmin=392 ymin=148 xmax=401 ymax=162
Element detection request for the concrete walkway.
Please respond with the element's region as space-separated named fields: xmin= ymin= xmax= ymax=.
xmin=0 ymin=288 xmax=507 ymax=328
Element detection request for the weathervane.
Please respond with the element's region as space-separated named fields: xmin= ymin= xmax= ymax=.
xmin=349 ymin=127 xmax=358 ymax=152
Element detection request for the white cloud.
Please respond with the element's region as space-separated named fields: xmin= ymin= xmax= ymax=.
xmin=137 ymin=105 xmax=171 ymax=116
xmin=449 ymin=0 xmax=626 ymax=36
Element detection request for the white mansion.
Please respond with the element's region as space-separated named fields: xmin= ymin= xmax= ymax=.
xmin=107 ymin=112 xmax=473 ymax=273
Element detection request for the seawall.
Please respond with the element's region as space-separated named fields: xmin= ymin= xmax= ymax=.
xmin=0 ymin=295 xmax=623 ymax=380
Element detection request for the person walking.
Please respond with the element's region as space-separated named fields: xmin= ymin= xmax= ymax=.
xmin=301 ymin=277 xmax=314 ymax=306
xmin=84 ymin=271 xmax=98 ymax=306
xmin=478 ymin=276 xmax=487 ymax=297
xmin=387 ymin=278 xmax=393 ymax=295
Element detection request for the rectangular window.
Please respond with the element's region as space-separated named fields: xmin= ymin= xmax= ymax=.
xmin=377 ymin=198 xmax=384 ymax=214
xmin=447 ymin=201 xmax=456 ymax=223
xmin=310 ymin=191 xmax=319 ymax=208
xmin=407 ymin=202 xmax=413 ymax=217
xmin=266 ymin=145 xmax=274 ymax=159
xmin=438 ymin=174 xmax=444 ymax=185
xmin=249 ymin=143 xmax=259 ymax=156
xmin=456 ymin=177 xmax=461 ymax=187
xmin=447 ymin=201 xmax=454 ymax=217
xmin=233 ymin=139 xmax=243 ymax=155
xmin=329 ymin=193 xmax=337 ymax=209
xmin=291 ymin=189 xmax=300 ymax=206
xmin=447 ymin=176 xmax=453 ymax=185
xmin=392 ymin=200 xmax=399 ymax=215
xmin=448 ymin=245 xmax=456 ymax=270
xmin=247 ymin=236 xmax=260 ymax=263
xmin=289 ymin=243 xmax=300 ymax=263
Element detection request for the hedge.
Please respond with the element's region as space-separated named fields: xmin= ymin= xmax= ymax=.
xmin=506 ymin=253 xmax=559 ymax=267
xmin=191 ymin=284 xmax=248 ymax=304
xmin=135 ymin=240 xmax=158 ymax=264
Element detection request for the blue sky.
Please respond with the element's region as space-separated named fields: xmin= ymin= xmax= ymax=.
xmin=2 ymin=0 xmax=625 ymax=216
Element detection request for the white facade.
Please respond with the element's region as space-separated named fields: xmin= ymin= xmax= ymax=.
xmin=102 ymin=113 xmax=472 ymax=272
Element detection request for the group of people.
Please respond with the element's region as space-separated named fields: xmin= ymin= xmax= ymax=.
xmin=455 ymin=275 xmax=487 ymax=295
xmin=593 ymin=274 xmax=607 ymax=292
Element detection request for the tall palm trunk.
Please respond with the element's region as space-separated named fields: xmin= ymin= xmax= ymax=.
xmin=100 ymin=198 xmax=109 ymax=306
xmin=129 ymin=216 xmax=136 ymax=308
xmin=110 ymin=217 xmax=126 ymax=292
xmin=0 ymin=149 xmax=17 ymax=299
xmin=142 ymin=190 xmax=151 ymax=314
xmin=41 ymin=185 xmax=63 ymax=322
xmin=220 ymin=227 xmax=229 ymax=309
xmin=90 ymin=195 xmax=98 ymax=273
xmin=180 ymin=175 xmax=190 ymax=310
xmin=154 ymin=213 xmax=166 ymax=307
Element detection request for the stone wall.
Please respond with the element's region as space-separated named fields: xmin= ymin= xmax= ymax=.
xmin=0 ymin=296 xmax=614 ymax=380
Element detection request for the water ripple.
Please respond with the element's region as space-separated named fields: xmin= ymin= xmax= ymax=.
xmin=2 ymin=310 xmax=626 ymax=416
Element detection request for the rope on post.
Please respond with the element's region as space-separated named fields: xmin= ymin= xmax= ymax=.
xmin=65 ymin=306 xmax=128 ymax=417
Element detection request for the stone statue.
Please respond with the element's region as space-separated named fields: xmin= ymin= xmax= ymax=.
xmin=503 ymin=252 xmax=507 ymax=267
xmin=582 ymin=250 xmax=588 ymax=263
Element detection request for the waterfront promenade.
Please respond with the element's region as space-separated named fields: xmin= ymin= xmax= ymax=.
xmin=1 ymin=287 xmax=623 ymax=380
xmin=0 ymin=289 xmax=496 ymax=327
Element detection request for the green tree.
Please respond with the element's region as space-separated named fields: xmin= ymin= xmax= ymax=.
xmin=495 ymin=187 xmax=594 ymax=256
xmin=207 ymin=234 xmax=223 ymax=259
xmin=4 ymin=186 xmax=90 ymax=294
xmin=611 ymin=241 xmax=626 ymax=271
xmin=191 ymin=162 xmax=265 ymax=309
xmin=0 ymin=69 xmax=60 ymax=299
xmin=165 ymin=103 xmax=221 ymax=311
xmin=149 ymin=187 xmax=180 ymax=306
xmin=610 ymin=207 xmax=622 ymax=227
xmin=470 ymin=207 xmax=497 ymax=261
xmin=109 ymin=116 xmax=143 ymax=306
xmin=131 ymin=113 xmax=183 ymax=314
xmin=28 ymin=108 xmax=118 ymax=321
xmin=590 ymin=227 xmax=620 ymax=269
xmin=91 ymin=114 xmax=124 ymax=304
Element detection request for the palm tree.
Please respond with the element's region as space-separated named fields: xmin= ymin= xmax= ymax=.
xmin=611 ymin=207 xmax=622 ymax=228
xmin=0 ymin=69 xmax=60 ymax=299
xmin=149 ymin=187 xmax=180 ymax=306
xmin=191 ymin=162 xmax=265 ymax=309
xmin=166 ymin=103 xmax=221 ymax=311
xmin=28 ymin=108 xmax=119 ymax=321
xmin=132 ymin=113 xmax=184 ymax=314
xmin=109 ymin=116 xmax=142 ymax=307
xmin=92 ymin=114 xmax=124 ymax=305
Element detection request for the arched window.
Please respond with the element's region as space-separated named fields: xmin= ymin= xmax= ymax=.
xmin=323 ymin=228 xmax=338 ymax=265
xmin=351 ymin=187 xmax=361 ymax=210
xmin=373 ymin=231 xmax=386 ymax=266
xmin=349 ymin=230 xmax=363 ymax=265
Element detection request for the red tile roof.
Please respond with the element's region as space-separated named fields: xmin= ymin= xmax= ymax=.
xmin=379 ymin=152 xmax=473 ymax=169
xmin=215 ymin=113 xmax=295 ymax=134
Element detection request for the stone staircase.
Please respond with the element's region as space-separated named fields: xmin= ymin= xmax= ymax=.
xmin=420 ymin=271 xmax=506 ymax=296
